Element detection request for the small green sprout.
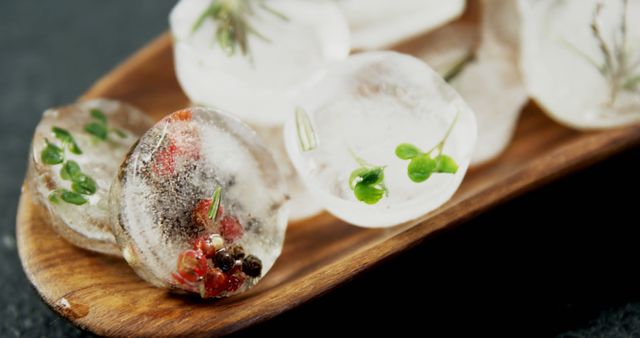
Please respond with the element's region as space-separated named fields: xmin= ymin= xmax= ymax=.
xmin=41 ymin=138 xmax=65 ymax=165
xmin=395 ymin=112 xmax=460 ymax=183
xmin=48 ymin=189 xmax=88 ymax=206
xmin=348 ymin=149 xmax=388 ymax=205
xmin=40 ymin=127 xmax=97 ymax=206
xmin=84 ymin=109 xmax=126 ymax=141
xmin=52 ymin=127 xmax=82 ymax=155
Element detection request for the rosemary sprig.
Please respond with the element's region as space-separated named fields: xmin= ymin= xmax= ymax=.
xmin=208 ymin=186 xmax=222 ymax=220
xmin=567 ymin=0 xmax=639 ymax=106
xmin=192 ymin=0 xmax=288 ymax=58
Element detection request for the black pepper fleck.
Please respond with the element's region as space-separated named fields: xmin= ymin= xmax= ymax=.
xmin=214 ymin=249 xmax=235 ymax=272
xmin=228 ymin=244 xmax=245 ymax=260
xmin=242 ymin=255 xmax=262 ymax=278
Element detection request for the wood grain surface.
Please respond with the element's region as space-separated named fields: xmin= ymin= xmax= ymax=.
xmin=16 ymin=23 xmax=640 ymax=338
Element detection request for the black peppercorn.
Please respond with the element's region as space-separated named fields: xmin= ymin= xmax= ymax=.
xmin=214 ymin=249 xmax=235 ymax=272
xmin=242 ymin=255 xmax=262 ymax=278
xmin=228 ymin=244 xmax=245 ymax=260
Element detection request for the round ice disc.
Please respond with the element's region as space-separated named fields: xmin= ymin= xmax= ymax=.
xmin=418 ymin=0 xmax=528 ymax=166
xmin=252 ymin=125 xmax=324 ymax=222
xmin=110 ymin=107 xmax=288 ymax=298
xmin=170 ymin=0 xmax=350 ymax=127
xmin=337 ymin=0 xmax=465 ymax=50
xmin=519 ymin=0 xmax=640 ymax=129
xmin=450 ymin=0 xmax=528 ymax=165
xmin=284 ymin=52 xmax=477 ymax=228
xmin=28 ymin=99 xmax=152 ymax=255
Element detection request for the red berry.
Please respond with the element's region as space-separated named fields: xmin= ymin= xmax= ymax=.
xmin=226 ymin=272 xmax=246 ymax=293
xmin=176 ymin=249 xmax=207 ymax=283
xmin=193 ymin=234 xmax=224 ymax=258
xmin=151 ymin=141 xmax=177 ymax=176
xmin=167 ymin=112 xmax=200 ymax=160
xmin=175 ymin=139 xmax=200 ymax=161
xmin=192 ymin=199 xmax=214 ymax=229
xmin=171 ymin=273 xmax=200 ymax=293
xmin=216 ymin=204 xmax=224 ymax=221
xmin=171 ymin=272 xmax=188 ymax=285
xmin=192 ymin=236 xmax=214 ymax=257
xmin=220 ymin=215 xmax=244 ymax=242
xmin=227 ymin=261 xmax=243 ymax=275
xmin=192 ymin=199 xmax=225 ymax=229
xmin=200 ymin=268 xmax=228 ymax=298
xmin=166 ymin=109 xmax=193 ymax=122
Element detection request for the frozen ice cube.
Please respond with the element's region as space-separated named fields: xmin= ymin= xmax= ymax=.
xmin=110 ymin=107 xmax=288 ymax=298
xmin=284 ymin=52 xmax=477 ymax=228
xmin=419 ymin=0 xmax=529 ymax=165
xmin=28 ymin=99 xmax=152 ymax=255
xmin=337 ymin=0 xmax=465 ymax=50
xmin=170 ymin=0 xmax=350 ymax=126
xmin=519 ymin=0 xmax=640 ymax=129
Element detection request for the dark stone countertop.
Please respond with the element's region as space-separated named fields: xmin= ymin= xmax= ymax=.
xmin=1 ymin=1 xmax=640 ymax=337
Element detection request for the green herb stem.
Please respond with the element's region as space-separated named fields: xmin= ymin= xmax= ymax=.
xmin=443 ymin=52 xmax=474 ymax=82
xmin=574 ymin=0 xmax=639 ymax=106
xmin=348 ymin=148 xmax=373 ymax=169
xmin=208 ymin=185 xmax=222 ymax=220
xmin=295 ymin=107 xmax=318 ymax=152
xmin=427 ymin=110 xmax=460 ymax=155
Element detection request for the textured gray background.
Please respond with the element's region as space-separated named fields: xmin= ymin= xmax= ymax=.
xmin=2 ymin=1 xmax=640 ymax=337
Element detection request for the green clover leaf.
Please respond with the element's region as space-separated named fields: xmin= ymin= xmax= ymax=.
xmin=49 ymin=189 xmax=88 ymax=206
xmin=395 ymin=143 xmax=420 ymax=160
xmin=52 ymin=127 xmax=82 ymax=155
xmin=84 ymin=121 xmax=108 ymax=140
xmin=71 ymin=173 xmax=97 ymax=195
xmin=435 ymin=155 xmax=458 ymax=174
xmin=60 ymin=160 xmax=82 ymax=181
xmin=348 ymin=150 xmax=388 ymax=205
xmin=354 ymin=183 xmax=386 ymax=205
xmin=395 ymin=111 xmax=460 ymax=183
xmin=90 ymin=109 xmax=107 ymax=124
xmin=41 ymin=139 xmax=64 ymax=165
xmin=407 ymin=154 xmax=436 ymax=183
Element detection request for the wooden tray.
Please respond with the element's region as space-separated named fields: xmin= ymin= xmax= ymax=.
xmin=16 ymin=31 xmax=640 ymax=336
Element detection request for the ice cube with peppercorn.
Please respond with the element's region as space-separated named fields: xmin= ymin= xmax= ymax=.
xmin=109 ymin=107 xmax=288 ymax=298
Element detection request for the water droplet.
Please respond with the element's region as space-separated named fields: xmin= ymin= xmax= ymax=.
xmin=54 ymin=297 xmax=89 ymax=319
